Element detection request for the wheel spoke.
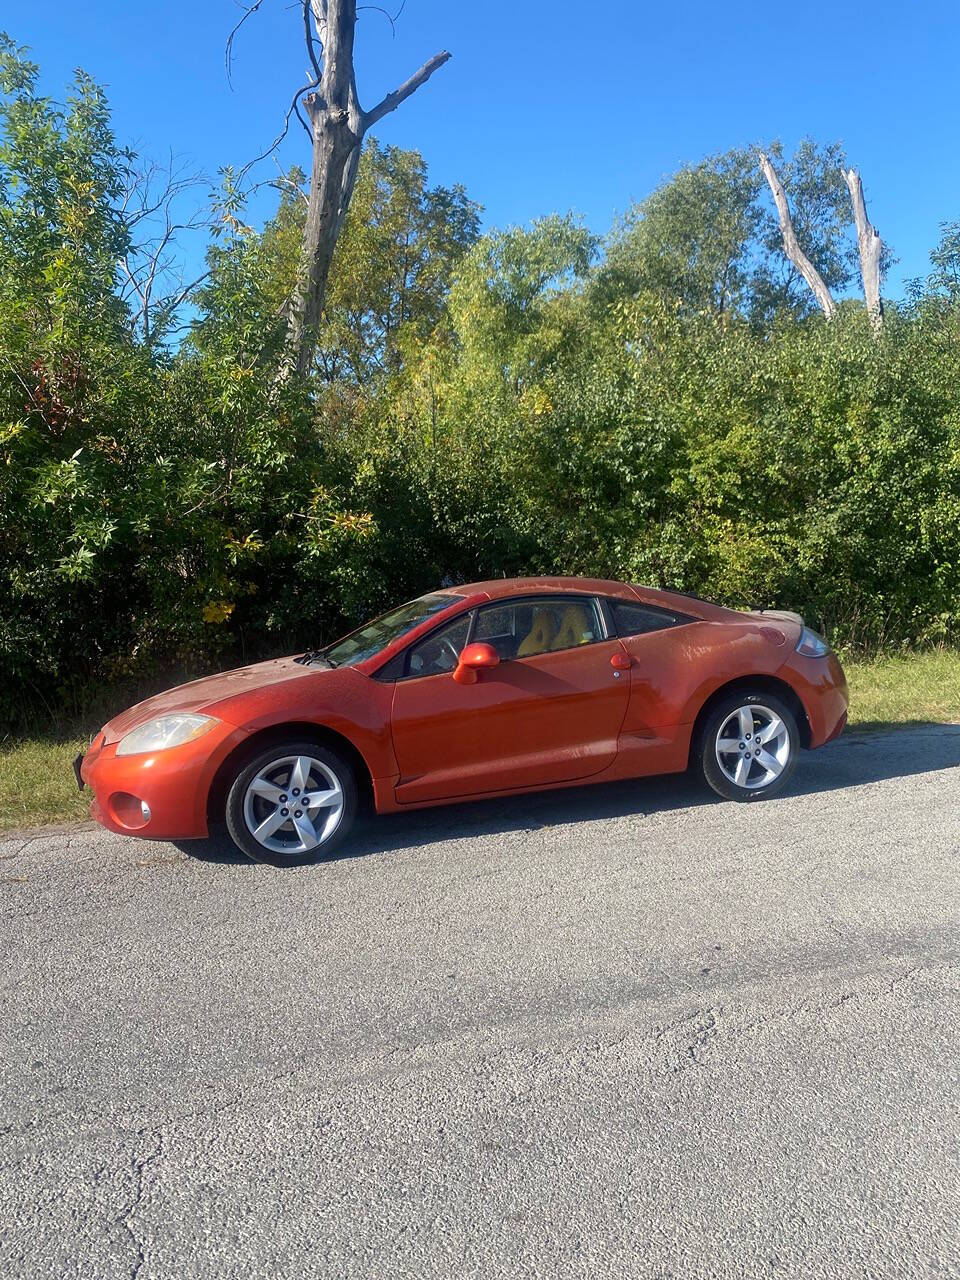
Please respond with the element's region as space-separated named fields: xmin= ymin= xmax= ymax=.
xmin=253 ymin=808 xmax=287 ymax=842
xmin=734 ymin=755 xmax=750 ymax=786
xmin=248 ymin=777 xmax=285 ymax=804
xmin=302 ymin=785 xmax=342 ymax=811
xmin=288 ymin=755 xmax=311 ymax=793
xmin=292 ymin=810 xmax=319 ymax=850
xmin=737 ymin=706 xmax=754 ymax=740
xmin=717 ymin=737 xmax=741 ymax=755
xmin=756 ymin=716 xmax=785 ymax=746
xmin=756 ymin=748 xmax=783 ymax=778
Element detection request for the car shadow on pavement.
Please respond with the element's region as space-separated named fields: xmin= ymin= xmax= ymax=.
xmin=181 ymin=723 xmax=960 ymax=867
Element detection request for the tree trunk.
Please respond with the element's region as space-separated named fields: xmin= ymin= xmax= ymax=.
xmin=759 ymin=152 xmax=837 ymax=320
xmin=279 ymin=0 xmax=450 ymax=381
xmin=843 ymin=167 xmax=884 ymax=331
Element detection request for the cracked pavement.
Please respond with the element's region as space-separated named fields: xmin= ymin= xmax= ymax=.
xmin=1 ymin=724 xmax=959 ymax=1279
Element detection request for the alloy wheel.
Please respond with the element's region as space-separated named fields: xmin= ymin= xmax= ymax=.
xmin=242 ymin=753 xmax=344 ymax=856
xmin=714 ymin=703 xmax=791 ymax=791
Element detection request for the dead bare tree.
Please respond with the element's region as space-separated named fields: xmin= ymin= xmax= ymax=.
xmin=759 ymin=152 xmax=837 ymax=320
xmin=228 ymin=1 xmax=450 ymax=381
xmin=843 ymin=167 xmax=884 ymax=331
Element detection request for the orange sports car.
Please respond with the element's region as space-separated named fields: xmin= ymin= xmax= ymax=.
xmin=76 ymin=577 xmax=848 ymax=864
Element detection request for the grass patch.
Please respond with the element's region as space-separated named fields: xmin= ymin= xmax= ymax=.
xmin=2 ymin=649 xmax=959 ymax=832
xmin=0 ymin=735 xmax=90 ymax=832
xmin=844 ymin=648 xmax=960 ymax=729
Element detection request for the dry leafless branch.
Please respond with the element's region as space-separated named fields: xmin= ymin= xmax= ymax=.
xmin=302 ymin=0 xmax=323 ymax=80
xmin=363 ymin=49 xmax=451 ymax=129
xmin=225 ymin=0 xmax=270 ymax=87
xmin=119 ymin=158 xmax=215 ymax=345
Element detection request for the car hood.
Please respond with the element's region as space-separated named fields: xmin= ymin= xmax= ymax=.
xmin=101 ymin=656 xmax=322 ymax=743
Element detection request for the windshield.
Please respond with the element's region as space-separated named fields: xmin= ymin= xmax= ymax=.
xmin=322 ymin=593 xmax=464 ymax=668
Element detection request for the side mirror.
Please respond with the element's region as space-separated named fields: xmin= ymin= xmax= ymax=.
xmin=453 ymin=641 xmax=501 ymax=685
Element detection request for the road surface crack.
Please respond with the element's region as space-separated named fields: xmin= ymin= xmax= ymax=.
xmin=0 ymin=836 xmax=43 ymax=860
xmin=114 ymin=1126 xmax=164 ymax=1280
xmin=741 ymin=961 xmax=959 ymax=1035
xmin=655 ymin=1006 xmax=723 ymax=1074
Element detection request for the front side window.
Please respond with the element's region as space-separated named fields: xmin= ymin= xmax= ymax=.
xmin=474 ymin=597 xmax=603 ymax=660
xmin=406 ymin=614 xmax=472 ymax=679
xmin=323 ymin=593 xmax=463 ymax=668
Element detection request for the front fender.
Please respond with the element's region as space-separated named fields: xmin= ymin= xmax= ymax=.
xmin=205 ymin=666 xmax=399 ymax=783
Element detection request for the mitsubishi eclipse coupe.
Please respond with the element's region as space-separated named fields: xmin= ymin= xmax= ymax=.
xmin=76 ymin=577 xmax=848 ymax=865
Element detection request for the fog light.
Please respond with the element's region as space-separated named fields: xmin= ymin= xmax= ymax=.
xmin=108 ymin=792 xmax=152 ymax=830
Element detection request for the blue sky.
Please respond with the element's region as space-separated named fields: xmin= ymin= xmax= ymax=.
xmin=3 ymin=0 xmax=958 ymax=295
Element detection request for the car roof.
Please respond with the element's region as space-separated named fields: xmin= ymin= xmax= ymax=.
xmin=453 ymin=575 xmax=637 ymax=601
xmin=447 ymin=576 xmax=727 ymax=619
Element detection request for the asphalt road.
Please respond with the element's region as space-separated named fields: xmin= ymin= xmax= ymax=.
xmin=2 ymin=725 xmax=959 ymax=1280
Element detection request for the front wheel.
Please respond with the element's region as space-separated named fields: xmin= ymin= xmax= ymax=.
xmin=225 ymin=741 xmax=357 ymax=865
xmin=696 ymin=693 xmax=799 ymax=802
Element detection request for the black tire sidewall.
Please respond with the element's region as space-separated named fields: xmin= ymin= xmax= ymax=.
xmin=697 ymin=692 xmax=799 ymax=803
xmin=225 ymin=740 xmax=357 ymax=865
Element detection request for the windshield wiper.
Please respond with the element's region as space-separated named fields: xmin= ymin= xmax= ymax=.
xmin=295 ymin=650 xmax=335 ymax=668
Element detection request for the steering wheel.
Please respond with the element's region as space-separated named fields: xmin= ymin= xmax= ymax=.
xmin=441 ymin=637 xmax=461 ymax=666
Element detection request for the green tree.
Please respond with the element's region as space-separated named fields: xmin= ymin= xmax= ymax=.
xmin=600 ymin=147 xmax=762 ymax=315
xmin=320 ymin=140 xmax=480 ymax=382
xmin=0 ymin=34 xmax=149 ymax=703
xmin=921 ymin=221 xmax=960 ymax=300
xmin=446 ymin=214 xmax=598 ymax=381
xmin=598 ymin=141 xmax=860 ymax=322
xmin=206 ymin=142 xmax=482 ymax=385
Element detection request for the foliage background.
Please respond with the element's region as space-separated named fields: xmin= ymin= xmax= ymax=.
xmin=2 ymin=37 xmax=959 ymax=729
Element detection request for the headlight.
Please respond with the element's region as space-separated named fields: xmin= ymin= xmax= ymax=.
xmin=795 ymin=626 xmax=830 ymax=657
xmin=116 ymin=714 xmax=219 ymax=756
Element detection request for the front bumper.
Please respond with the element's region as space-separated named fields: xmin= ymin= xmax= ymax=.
xmin=78 ymin=721 xmax=250 ymax=840
xmin=779 ymin=650 xmax=849 ymax=748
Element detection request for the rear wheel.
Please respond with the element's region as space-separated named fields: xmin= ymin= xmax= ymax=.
xmin=696 ymin=692 xmax=798 ymax=802
xmin=225 ymin=741 xmax=356 ymax=865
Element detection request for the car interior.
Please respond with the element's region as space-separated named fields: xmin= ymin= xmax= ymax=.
xmin=407 ymin=597 xmax=603 ymax=678
xmin=478 ymin=600 xmax=601 ymax=660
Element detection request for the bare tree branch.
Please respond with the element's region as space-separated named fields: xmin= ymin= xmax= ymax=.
xmin=121 ymin=152 xmax=205 ymax=226
xmin=225 ymin=0 xmax=269 ymax=88
xmin=363 ymin=49 xmax=451 ymax=129
xmin=159 ymin=270 xmax=212 ymax=315
xmin=302 ymin=0 xmax=323 ymax=82
xmin=236 ymin=81 xmax=316 ymax=185
xmin=843 ymin=167 xmax=884 ymax=331
xmin=357 ymin=2 xmax=404 ymax=36
xmin=118 ymin=159 xmax=214 ymax=345
xmin=759 ymin=152 xmax=836 ymax=320
xmin=293 ymin=95 xmax=313 ymax=140
xmin=271 ymin=157 xmax=310 ymax=204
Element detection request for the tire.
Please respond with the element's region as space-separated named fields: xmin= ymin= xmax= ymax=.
xmin=225 ymin=740 xmax=357 ymax=865
xmin=696 ymin=691 xmax=799 ymax=803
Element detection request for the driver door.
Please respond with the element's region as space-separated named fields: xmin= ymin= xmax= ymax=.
xmin=389 ymin=596 xmax=631 ymax=804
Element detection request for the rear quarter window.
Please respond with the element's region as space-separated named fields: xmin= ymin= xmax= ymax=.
xmin=609 ymin=599 xmax=692 ymax=637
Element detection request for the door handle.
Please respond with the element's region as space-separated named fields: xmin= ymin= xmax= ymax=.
xmin=610 ymin=652 xmax=632 ymax=671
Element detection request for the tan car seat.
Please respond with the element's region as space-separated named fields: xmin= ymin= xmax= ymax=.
xmin=517 ymin=607 xmax=557 ymax=657
xmin=550 ymin=604 xmax=594 ymax=650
